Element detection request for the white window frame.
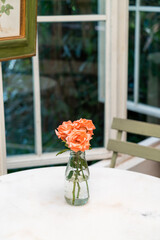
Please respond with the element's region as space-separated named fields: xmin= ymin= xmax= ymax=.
xmin=128 ymin=0 xmax=160 ymax=118
xmin=0 ymin=0 xmax=129 ymax=174
xmin=0 ymin=64 xmax=7 ymax=175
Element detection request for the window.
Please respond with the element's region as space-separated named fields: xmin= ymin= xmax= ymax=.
xmin=128 ymin=0 xmax=160 ymax=122
xmin=0 ymin=0 xmax=128 ymax=174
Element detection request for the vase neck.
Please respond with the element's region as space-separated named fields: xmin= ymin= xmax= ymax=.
xmin=70 ymin=150 xmax=85 ymax=158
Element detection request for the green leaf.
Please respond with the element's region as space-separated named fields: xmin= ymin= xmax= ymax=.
xmin=56 ymin=149 xmax=69 ymax=156
xmin=80 ymin=158 xmax=88 ymax=168
xmin=6 ymin=4 xmax=13 ymax=10
xmin=5 ymin=9 xmax=10 ymax=15
xmin=1 ymin=0 xmax=6 ymax=4
xmin=1 ymin=5 xmax=5 ymax=13
xmin=65 ymin=143 xmax=68 ymax=148
xmin=70 ymin=160 xmax=77 ymax=168
xmin=67 ymin=171 xmax=74 ymax=180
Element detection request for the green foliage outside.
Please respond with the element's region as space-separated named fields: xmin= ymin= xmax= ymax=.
xmin=38 ymin=21 xmax=104 ymax=152
xmin=3 ymin=59 xmax=34 ymax=155
xmin=3 ymin=1 xmax=103 ymax=156
xmin=37 ymin=0 xmax=98 ymax=15
xmin=2 ymin=0 xmax=160 ymax=156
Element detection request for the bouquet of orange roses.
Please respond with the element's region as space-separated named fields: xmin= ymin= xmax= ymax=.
xmin=55 ymin=118 xmax=95 ymax=206
xmin=55 ymin=118 xmax=95 ymax=153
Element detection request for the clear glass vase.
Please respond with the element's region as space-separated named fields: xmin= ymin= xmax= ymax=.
xmin=64 ymin=150 xmax=90 ymax=206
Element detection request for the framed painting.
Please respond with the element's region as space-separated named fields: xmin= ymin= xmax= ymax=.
xmin=0 ymin=0 xmax=37 ymax=61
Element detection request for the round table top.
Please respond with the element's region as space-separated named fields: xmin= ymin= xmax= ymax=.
xmin=0 ymin=167 xmax=160 ymax=240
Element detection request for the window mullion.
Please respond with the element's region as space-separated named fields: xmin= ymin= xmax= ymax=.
xmin=134 ymin=0 xmax=141 ymax=104
xmin=107 ymin=0 xmax=119 ymax=139
xmin=138 ymin=6 xmax=160 ymax=12
xmin=105 ymin=0 xmax=129 ymax=144
xmin=117 ymin=0 xmax=128 ymax=119
xmin=37 ymin=14 xmax=106 ymax=23
xmin=105 ymin=0 xmax=111 ymax=146
xmin=32 ymin=34 xmax=43 ymax=156
xmin=127 ymin=101 xmax=160 ymax=118
xmin=0 ymin=63 xmax=7 ymax=175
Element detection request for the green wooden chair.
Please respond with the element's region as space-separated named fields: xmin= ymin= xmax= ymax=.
xmin=107 ymin=118 xmax=160 ymax=168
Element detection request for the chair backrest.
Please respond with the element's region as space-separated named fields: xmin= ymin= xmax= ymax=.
xmin=107 ymin=118 xmax=160 ymax=168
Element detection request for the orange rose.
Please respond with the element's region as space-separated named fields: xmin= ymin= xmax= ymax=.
xmin=73 ymin=118 xmax=95 ymax=136
xmin=55 ymin=120 xmax=73 ymax=141
xmin=66 ymin=129 xmax=91 ymax=152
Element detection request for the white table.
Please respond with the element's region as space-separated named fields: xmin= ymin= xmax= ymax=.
xmin=0 ymin=167 xmax=160 ymax=240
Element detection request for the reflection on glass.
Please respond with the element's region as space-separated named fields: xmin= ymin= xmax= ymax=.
xmin=2 ymin=59 xmax=34 ymax=156
xmin=129 ymin=0 xmax=136 ymax=5
xmin=128 ymin=12 xmax=135 ymax=101
xmin=38 ymin=22 xmax=105 ymax=152
xmin=139 ymin=12 xmax=160 ymax=108
xmin=141 ymin=0 xmax=160 ymax=6
xmin=38 ymin=0 xmax=105 ymax=15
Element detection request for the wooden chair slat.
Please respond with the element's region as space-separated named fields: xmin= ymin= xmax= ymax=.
xmin=112 ymin=118 xmax=160 ymax=138
xmin=108 ymin=139 xmax=160 ymax=162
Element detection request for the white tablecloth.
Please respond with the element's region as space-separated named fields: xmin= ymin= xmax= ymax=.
xmin=0 ymin=167 xmax=160 ymax=240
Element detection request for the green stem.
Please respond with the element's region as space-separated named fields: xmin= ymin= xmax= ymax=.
xmin=72 ymin=180 xmax=76 ymax=205
xmin=80 ymin=161 xmax=89 ymax=198
xmin=76 ymin=152 xmax=80 ymax=177
xmin=77 ymin=182 xmax=80 ymax=198
xmin=85 ymin=178 xmax=89 ymax=197
xmin=72 ymin=152 xmax=81 ymax=204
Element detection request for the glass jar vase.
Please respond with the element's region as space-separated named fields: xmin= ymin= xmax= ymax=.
xmin=64 ymin=150 xmax=90 ymax=206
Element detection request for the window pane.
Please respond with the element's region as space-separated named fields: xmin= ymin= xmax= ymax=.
xmin=141 ymin=0 xmax=160 ymax=6
xmin=38 ymin=22 xmax=105 ymax=152
xmin=3 ymin=59 xmax=35 ymax=156
xmin=139 ymin=12 xmax=160 ymax=108
xmin=128 ymin=12 xmax=135 ymax=101
xmin=129 ymin=0 xmax=136 ymax=5
xmin=38 ymin=0 xmax=105 ymax=15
